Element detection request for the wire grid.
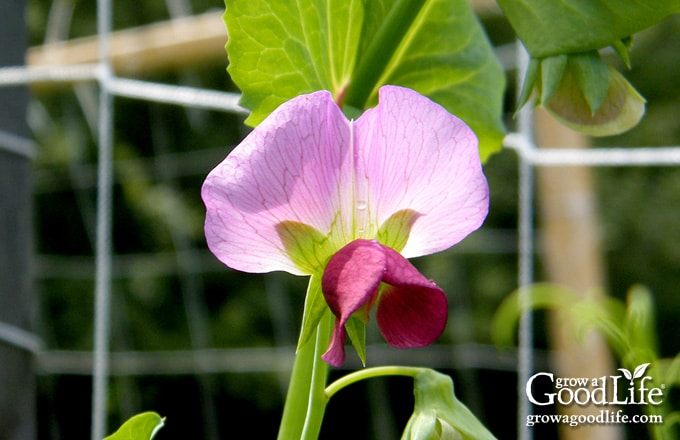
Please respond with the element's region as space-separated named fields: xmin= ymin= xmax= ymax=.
xmin=1 ymin=2 xmax=680 ymax=440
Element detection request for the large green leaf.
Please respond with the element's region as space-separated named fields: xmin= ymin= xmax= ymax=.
xmin=225 ymin=0 xmax=363 ymax=126
xmin=224 ymin=0 xmax=506 ymax=161
xmin=497 ymin=0 xmax=680 ymax=58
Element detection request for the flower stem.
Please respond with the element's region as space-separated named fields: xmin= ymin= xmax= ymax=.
xmin=277 ymin=311 xmax=332 ymax=440
xmin=325 ymin=366 xmax=423 ymax=400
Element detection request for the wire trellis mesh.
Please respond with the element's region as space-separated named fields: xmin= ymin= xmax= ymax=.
xmin=1 ymin=1 xmax=679 ymax=439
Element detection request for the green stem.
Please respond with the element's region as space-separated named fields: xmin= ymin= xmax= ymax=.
xmin=277 ymin=311 xmax=332 ymax=440
xmin=325 ymin=366 xmax=423 ymax=400
xmin=342 ymin=0 xmax=427 ymax=110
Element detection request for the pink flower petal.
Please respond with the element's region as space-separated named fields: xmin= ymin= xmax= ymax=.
xmin=203 ymin=85 xmax=489 ymax=276
xmin=376 ymin=245 xmax=448 ymax=348
xmin=202 ymin=91 xmax=353 ymax=274
xmin=354 ymin=86 xmax=489 ymax=258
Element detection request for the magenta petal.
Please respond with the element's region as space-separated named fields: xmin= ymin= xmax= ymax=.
xmin=321 ymin=320 xmax=347 ymax=367
xmin=321 ymin=239 xmax=386 ymax=326
xmin=376 ymin=245 xmax=448 ymax=348
xmin=321 ymin=239 xmax=386 ymax=366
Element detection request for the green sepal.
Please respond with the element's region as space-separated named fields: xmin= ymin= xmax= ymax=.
xmin=297 ymin=274 xmax=329 ymax=352
xmin=104 ymin=412 xmax=165 ymax=440
xmin=402 ymin=369 xmax=496 ymax=440
xmin=515 ymin=57 xmax=540 ymax=113
xmin=539 ymin=54 xmax=567 ymax=105
xmin=569 ymin=51 xmax=610 ymax=115
xmin=276 ymin=221 xmax=334 ymax=274
xmin=377 ymin=209 xmax=421 ymax=253
xmin=345 ymin=316 xmax=367 ymax=366
xmin=612 ymin=37 xmax=633 ymax=69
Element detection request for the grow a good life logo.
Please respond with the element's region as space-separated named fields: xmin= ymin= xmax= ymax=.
xmin=527 ymin=363 xmax=663 ymax=406
xmin=525 ymin=363 xmax=666 ymax=427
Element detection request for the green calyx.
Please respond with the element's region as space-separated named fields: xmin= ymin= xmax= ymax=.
xmin=377 ymin=209 xmax=421 ymax=253
xmin=285 ymin=209 xmax=421 ymax=358
xmin=516 ymin=50 xmax=645 ymax=137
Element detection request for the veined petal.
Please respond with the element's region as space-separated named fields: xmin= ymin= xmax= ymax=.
xmin=202 ymin=91 xmax=353 ymax=274
xmin=204 ymin=86 xmax=488 ymax=274
xmin=377 ymin=246 xmax=448 ymax=348
xmin=354 ymin=86 xmax=489 ymax=258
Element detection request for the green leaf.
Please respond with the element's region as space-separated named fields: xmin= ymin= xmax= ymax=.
xmin=225 ymin=0 xmax=506 ymax=161
xmin=497 ymin=0 xmax=680 ymax=58
xmin=225 ymin=0 xmax=364 ymax=126
xmin=658 ymin=353 xmax=680 ymax=388
xmin=297 ymin=274 xmax=328 ymax=352
xmin=544 ymin=63 xmax=646 ymax=137
xmin=490 ymin=282 xmax=661 ymax=368
xmin=623 ymin=285 xmax=658 ymax=363
xmin=491 ymin=283 xmax=580 ymax=347
xmin=104 ymin=412 xmax=164 ymax=440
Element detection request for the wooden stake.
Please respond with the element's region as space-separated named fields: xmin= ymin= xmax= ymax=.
xmin=534 ymin=108 xmax=622 ymax=440
xmin=27 ymin=11 xmax=228 ymax=77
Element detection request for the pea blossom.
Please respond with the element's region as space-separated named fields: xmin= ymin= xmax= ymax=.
xmin=202 ymin=86 xmax=488 ymax=366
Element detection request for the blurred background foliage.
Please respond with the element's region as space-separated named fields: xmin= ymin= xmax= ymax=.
xmin=22 ymin=0 xmax=680 ymax=438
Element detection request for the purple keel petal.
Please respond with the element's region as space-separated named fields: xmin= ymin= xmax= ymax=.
xmin=376 ymin=245 xmax=448 ymax=348
xmin=321 ymin=239 xmax=386 ymax=366
xmin=202 ymin=91 xmax=353 ymax=274
xmin=322 ymin=319 xmax=348 ymax=367
xmin=322 ymin=239 xmax=385 ymax=326
xmin=354 ymin=85 xmax=489 ymax=258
